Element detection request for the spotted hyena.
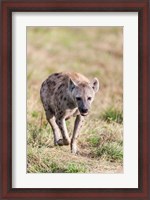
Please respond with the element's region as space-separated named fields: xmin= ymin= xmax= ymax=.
xmin=40 ymin=72 xmax=99 ymax=154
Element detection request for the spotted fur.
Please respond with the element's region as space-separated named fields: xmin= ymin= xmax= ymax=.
xmin=40 ymin=72 xmax=99 ymax=154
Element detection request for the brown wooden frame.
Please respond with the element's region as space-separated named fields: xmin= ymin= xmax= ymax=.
xmin=0 ymin=0 xmax=149 ymax=199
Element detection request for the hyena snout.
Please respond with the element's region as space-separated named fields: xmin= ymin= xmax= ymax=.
xmin=80 ymin=108 xmax=88 ymax=114
xmin=79 ymin=105 xmax=89 ymax=116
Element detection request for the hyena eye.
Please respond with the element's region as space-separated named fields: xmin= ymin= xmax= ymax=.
xmin=76 ymin=97 xmax=82 ymax=101
xmin=87 ymin=97 xmax=92 ymax=101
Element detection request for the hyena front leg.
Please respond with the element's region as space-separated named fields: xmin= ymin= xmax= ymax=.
xmin=56 ymin=117 xmax=70 ymax=145
xmin=46 ymin=110 xmax=61 ymax=146
xmin=71 ymin=115 xmax=84 ymax=154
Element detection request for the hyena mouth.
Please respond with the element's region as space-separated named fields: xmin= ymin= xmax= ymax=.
xmin=80 ymin=112 xmax=88 ymax=116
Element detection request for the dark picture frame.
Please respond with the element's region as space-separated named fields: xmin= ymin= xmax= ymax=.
xmin=0 ymin=0 xmax=149 ymax=199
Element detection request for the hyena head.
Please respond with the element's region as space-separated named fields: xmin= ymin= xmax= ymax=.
xmin=69 ymin=78 xmax=99 ymax=116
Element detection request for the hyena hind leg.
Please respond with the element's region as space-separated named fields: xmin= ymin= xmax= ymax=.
xmin=46 ymin=110 xmax=62 ymax=146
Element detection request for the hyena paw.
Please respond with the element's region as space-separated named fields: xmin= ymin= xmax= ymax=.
xmin=57 ymin=138 xmax=70 ymax=146
xmin=71 ymin=143 xmax=78 ymax=154
xmin=63 ymin=138 xmax=70 ymax=145
xmin=57 ymin=139 xmax=64 ymax=146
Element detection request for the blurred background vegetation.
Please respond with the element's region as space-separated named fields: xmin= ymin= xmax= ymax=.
xmin=27 ymin=27 xmax=123 ymax=173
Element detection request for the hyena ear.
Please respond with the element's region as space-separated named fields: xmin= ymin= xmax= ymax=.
xmin=69 ymin=78 xmax=77 ymax=92
xmin=90 ymin=78 xmax=99 ymax=93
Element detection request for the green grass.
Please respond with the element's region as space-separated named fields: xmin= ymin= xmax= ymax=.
xmin=94 ymin=142 xmax=123 ymax=162
xmin=31 ymin=111 xmax=39 ymax=118
xmin=27 ymin=157 xmax=87 ymax=173
xmin=101 ymin=107 xmax=123 ymax=124
xmin=65 ymin=163 xmax=86 ymax=173
xmin=27 ymin=27 xmax=123 ymax=173
xmin=87 ymin=136 xmax=101 ymax=147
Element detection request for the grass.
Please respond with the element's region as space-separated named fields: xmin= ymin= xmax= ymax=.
xmin=101 ymin=107 xmax=123 ymax=124
xmin=27 ymin=27 xmax=123 ymax=173
xmin=87 ymin=136 xmax=101 ymax=147
xmin=95 ymin=142 xmax=123 ymax=162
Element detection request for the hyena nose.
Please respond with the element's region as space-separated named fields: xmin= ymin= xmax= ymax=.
xmin=81 ymin=108 xmax=88 ymax=113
